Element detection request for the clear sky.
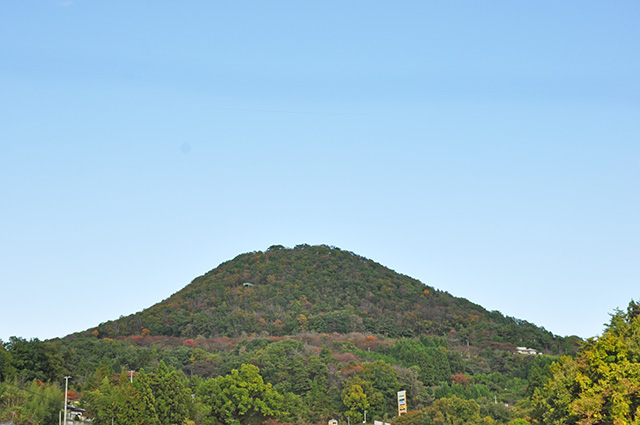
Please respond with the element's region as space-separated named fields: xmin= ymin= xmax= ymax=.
xmin=1 ymin=1 xmax=638 ymax=342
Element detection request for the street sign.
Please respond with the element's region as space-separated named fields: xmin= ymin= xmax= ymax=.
xmin=397 ymin=390 xmax=407 ymax=415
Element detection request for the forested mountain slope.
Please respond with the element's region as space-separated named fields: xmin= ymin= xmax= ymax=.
xmin=2 ymin=244 xmax=593 ymax=425
xmin=92 ymin=244 xmax=573 ymax=353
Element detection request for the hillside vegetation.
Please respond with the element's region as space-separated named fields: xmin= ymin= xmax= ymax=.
xmin=2 ymin=244 xmax=612 ymax=425
xmin=93 ymin=244 xmax=575 ymax=354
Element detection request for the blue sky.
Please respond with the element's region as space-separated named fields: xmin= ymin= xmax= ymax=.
xmin=1 ymin=1 xmax=638 ymax=342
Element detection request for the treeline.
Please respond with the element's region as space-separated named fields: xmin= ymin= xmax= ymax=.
xmin=1 ymin=332 xmax=554 ymax=425
xmin=4 ymin=303 xmax=638 ymax=424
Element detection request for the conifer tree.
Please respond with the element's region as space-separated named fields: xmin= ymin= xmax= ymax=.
xmin=152 ymin=361 xmax=190 ymax=425
xmin=125 ymin=371 xmax=160 ymax=425
xmin=86 ymin=377 xmax=117 ymax=425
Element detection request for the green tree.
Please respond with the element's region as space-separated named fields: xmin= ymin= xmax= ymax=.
xmin=342 ymin=382 xmax=370 ymax=424
xmin=0 ymin=379 xmax=63 ymax=425
xmin=531 ymin=300 xmax=640 ymax=424
xmin=5 ymin=337 xmax=65 ymax=382
xmin=199 ymin=363 xmax=283 ymax=425
xmin=530 ymin=356 xmax=580 ymax=424
xmin=306 ymin=376 xmax=333 ymax=422
xmin=152 ymin=360 xmax=191 ymax=425
xmin=86 ymin=370 xmax=162 ymax=425
xmin=507 ymin=419 xmax=530 ymax=425
xmin=0 ymin=342 xmax=14 ymax=381
xmin=127 ymin=370 xmax=160 ymax=425
xmin=391 ymin=410 xmax=426 ymax=425
xmin=390 ymin=339 xmax=452 ymax=386
xmin=359 ymin=360 xmax=401 ymax=416
xmin=425 ymin=396 xmax=494 ymax=425
xmin=85 ymin=377 xmax=118 ymax=425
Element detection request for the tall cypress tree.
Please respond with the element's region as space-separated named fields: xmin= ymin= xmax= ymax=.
xmin=133 ymin=371 xmax=160 ymax=425
xmin=152 ymin=361 xmax=190 ymax=425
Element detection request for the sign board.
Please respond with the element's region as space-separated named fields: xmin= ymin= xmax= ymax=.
xmin=397 ymin=390 xmax=407 ymax=415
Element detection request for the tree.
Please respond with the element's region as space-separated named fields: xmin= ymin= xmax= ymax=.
xmin=390 ymin=339 xmax=452 ymax=386
xmin=531 ymin=300 xmax=640 ymax=424
xmin=351 ymin=360 xmax=400 ymax=418
xmin=342 ymin=382 xmax=370 ymax=424
xmin=152 ymin=360 xmax=191 ymax=425
xmin=391 ymin=410 xmax=426 ymax=425
xmin=425 ymin=396 xmax=494 ymax=425
xmin=0 ymin=379 xmax=63 ymax=425
xmin=4 ymin=337 xmax=65 ymax=382
xmin=85 ymin=377 xmax=118 ymax=425
xmin=530 ymin=355 xmax=580 ymax=424
xmin=0 ymin=342 xmax=14 ymax=381
xmin=86 ymin=371 xmax=161 ymax=425
xmin=126 ymin=371 xmax=160 ymax=425
xmin=199 ymin=363 xmax=284 ymax=425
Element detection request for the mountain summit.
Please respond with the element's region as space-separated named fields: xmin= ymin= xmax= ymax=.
xmin=93 ymin=244 xmax=569 ymax=353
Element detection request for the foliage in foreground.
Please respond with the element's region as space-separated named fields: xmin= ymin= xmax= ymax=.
xmin=530 ymin=300 xmax=640 ymax=424
xmin=0 ymin=331 xmax=555 ymax=425
xmin=1 ymin=300 xmax=638 ymax=425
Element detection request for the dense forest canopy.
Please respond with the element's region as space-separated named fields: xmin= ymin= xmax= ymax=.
xmin=92 ymin=245 xmax=577 ymax=354
xmin=1 ymin=245 xmax=633 ymax=425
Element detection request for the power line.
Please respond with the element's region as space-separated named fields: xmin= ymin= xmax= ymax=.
xmin=1 ymin=380 xmax=63 ymax=404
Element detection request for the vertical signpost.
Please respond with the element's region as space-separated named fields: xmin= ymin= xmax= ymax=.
xmin=397 ymin=390 xmax=407 ymax=416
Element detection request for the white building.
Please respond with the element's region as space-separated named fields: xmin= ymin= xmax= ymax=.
xmin=516 ymin=346 xmax=538 ymax=355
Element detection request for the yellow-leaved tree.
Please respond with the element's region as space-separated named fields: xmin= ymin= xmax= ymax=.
xmin=531 ymin=300 xmax=640 ymax=424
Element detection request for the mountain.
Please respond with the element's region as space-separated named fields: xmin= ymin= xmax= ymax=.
xmin=3 ymin=244 xmax=587 ymax=425
xmin=90 ymin=244 xmax=573 ymax=353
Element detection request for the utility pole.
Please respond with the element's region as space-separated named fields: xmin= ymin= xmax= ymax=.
xmin=129 ymin=370 xmax=135 ymax=383
xmin=363 ymin=410 xmax=366 ymax=423
xmin=63 ymin=376 xmax=71 ymax=425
